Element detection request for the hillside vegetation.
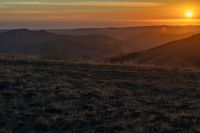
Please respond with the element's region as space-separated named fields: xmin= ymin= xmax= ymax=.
xmin=0 ymin=59 xmax=199 ymax=132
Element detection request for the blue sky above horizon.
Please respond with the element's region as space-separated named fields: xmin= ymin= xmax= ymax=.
xmin=0 ymin=0 xmax=200 ymax=29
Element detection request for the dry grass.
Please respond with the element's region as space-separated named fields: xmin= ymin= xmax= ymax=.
xmin=0 ymin=59 xmax=199 ymax=133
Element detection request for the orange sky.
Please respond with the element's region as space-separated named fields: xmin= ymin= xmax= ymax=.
xmin=0 ymin=0 xmax=200 ymax=28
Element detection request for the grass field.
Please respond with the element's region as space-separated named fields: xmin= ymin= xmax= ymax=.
xmin=0 ymin=59 xmax=199 ymax=133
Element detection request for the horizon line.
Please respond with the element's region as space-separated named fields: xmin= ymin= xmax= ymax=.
xmin=1 ymin=24 xmax=200 ymax=30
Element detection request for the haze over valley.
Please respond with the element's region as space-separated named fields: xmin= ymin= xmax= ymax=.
xmin=1 ymin=26 xmax=200 ymax=66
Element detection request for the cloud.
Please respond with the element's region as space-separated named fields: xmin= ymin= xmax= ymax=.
xmin=0 ymin=1 xmax=163 ymax=7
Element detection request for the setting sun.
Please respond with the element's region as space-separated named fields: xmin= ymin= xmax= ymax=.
xmin=185 ymin=11 xmax=193 ymax=18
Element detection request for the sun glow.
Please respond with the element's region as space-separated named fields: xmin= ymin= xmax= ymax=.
xmin=185 ymin=11 xmax=193 ymax=18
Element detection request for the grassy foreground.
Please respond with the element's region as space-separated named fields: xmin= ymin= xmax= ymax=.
xmin=0 ymin=59 xmax=199 ymax=133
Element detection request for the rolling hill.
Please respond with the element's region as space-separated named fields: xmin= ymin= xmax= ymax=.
xmin=110 ymin=33 xmax=200 ymax=67
xmin=1 ymin=26 xmax=200 ymax=62
xmin=0 ymin=29 xmax=122 ymax=60
xmin=49 ymin=25 xmax=200 ymax=52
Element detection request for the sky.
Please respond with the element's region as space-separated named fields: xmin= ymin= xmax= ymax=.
xmin=0 ymin=0 xmax=200 ymax=29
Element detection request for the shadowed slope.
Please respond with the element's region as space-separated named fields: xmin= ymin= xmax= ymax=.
xmin=110 ymin=33 xmax=200 ymax=67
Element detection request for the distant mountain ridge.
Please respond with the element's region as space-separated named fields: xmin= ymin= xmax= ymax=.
xmin=110 ymin=33 xmax=200 ymax=67
xmin=0 ymin=29 xmax=122 ymax=60
xmin=49 ymin=25 xmax=200 ymax=52
xmin=1 ymin=26 xmax=200 ymax=62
